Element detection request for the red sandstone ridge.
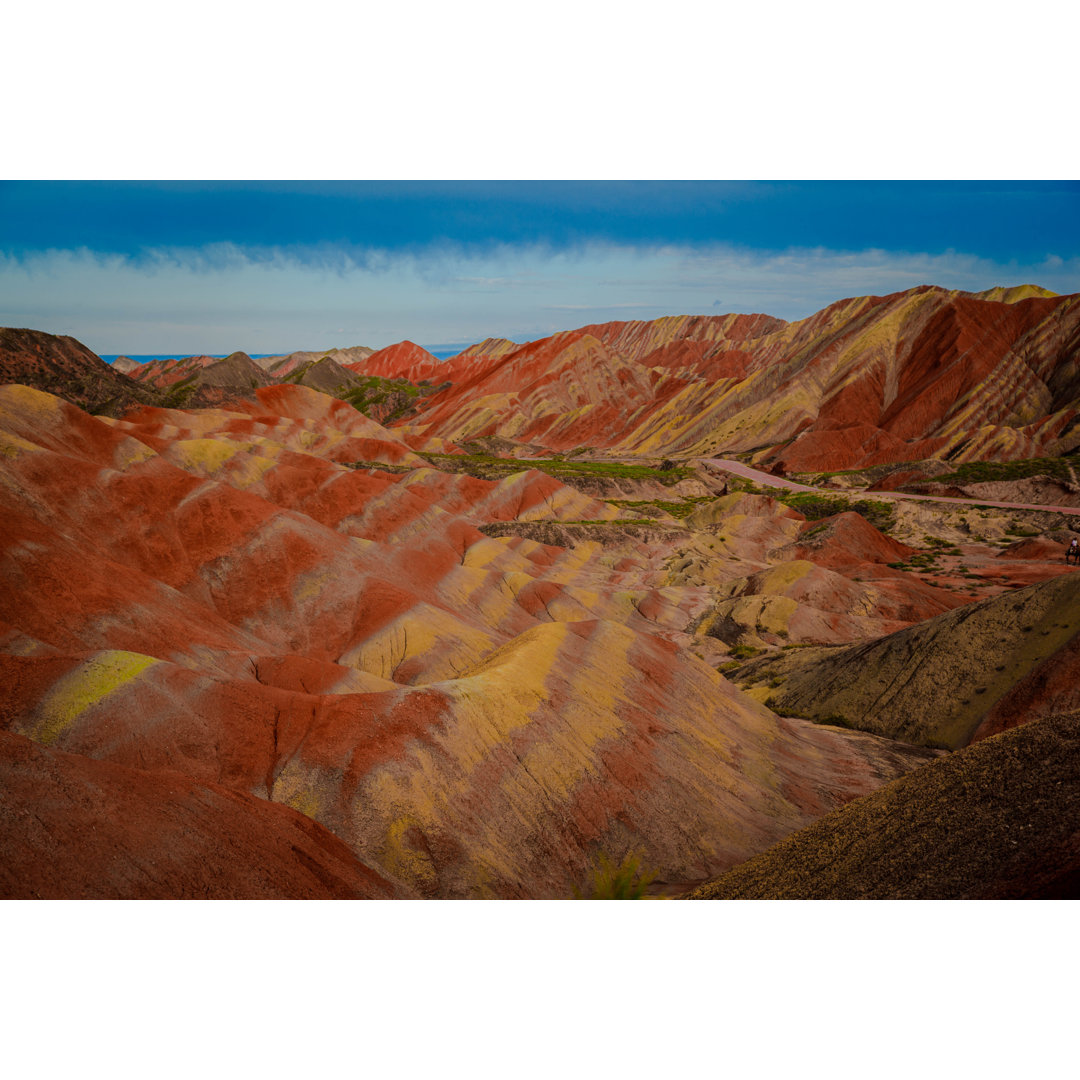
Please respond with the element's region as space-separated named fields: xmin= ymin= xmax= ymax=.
xmin=130 ymin=355 xmax=220 ymax=388
xmin=352 ymin=340 xmax=442 ymax=382
xmin=453 ymin=337 xmax=520 ymax=362
xmin=393 ymin=286 xmax=1080 ymax=471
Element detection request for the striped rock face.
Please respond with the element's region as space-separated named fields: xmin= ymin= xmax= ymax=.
xmin=393 ymin=286 xmax=1080 ymax=470
xmin=130 ymin=355 xmax=221 ymax=388
xmin=352 ymin=340 xmax=443 ymax=383
xmin=0 ymin=382 xmax=978 ymax=898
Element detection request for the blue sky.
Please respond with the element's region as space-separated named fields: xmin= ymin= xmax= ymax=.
xmin=2 ymin=181 xmax=1078 ymax=356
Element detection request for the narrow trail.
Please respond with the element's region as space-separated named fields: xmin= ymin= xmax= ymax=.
xmin=699 ymin=458 xmax=1080 ymax=519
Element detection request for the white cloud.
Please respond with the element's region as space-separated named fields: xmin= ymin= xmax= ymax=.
xmin=1 ymin=242 xmax=1077 ymax=355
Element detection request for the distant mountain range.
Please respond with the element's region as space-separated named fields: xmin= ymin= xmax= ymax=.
xmin=377 ymin=284 xmax=1080 ymax=473
xmin=12 ymin=283 xmax=1079 ymax=476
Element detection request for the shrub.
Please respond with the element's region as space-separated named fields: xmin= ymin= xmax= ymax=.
xmin=817 ymin=714 xmax=852 ymax=729
xmin=779 ymin=493 xmax=896 ymax=532
xmin=607 ymin=496 xmax=714 ymax=520
xmin=729 ymin=644 xmax=762 ymax=660
xmin=931 ymin=456 xmax=1076 ymax=486
xmin=422 ymin=453 xmax=695 ymax=485
xmin=577 ymin=852 xmax=657 ymax=899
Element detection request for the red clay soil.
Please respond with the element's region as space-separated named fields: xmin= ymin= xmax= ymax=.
xmin=0 ymin=730 xmax=404 ymax=899
xmin=685 ymin=710 xmax=1080 ymax=900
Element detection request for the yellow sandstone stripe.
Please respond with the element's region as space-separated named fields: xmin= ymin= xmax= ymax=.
xmin=29 ymin=651 xmax=160 ymax=746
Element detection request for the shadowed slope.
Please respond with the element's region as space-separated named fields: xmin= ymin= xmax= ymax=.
xmin=686 ymin=711 xmax=1080 ymax=900
xmin=0 ymin=730 xmax=404 ymax=899
xmin=735 ymin=572 xmax=1080 ymax=749
xmin=287 ymin=356 xmax=364 ymax=394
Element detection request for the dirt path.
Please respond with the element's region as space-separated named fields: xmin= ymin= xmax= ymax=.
xmin=700 ymin=458 xmax=1080 ymax=518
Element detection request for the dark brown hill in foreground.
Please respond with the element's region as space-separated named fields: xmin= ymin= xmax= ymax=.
xmin=0 ymin=327 xmax=162 ymax=416
xmin=686 ymin=710 xmax=1080 ymax=900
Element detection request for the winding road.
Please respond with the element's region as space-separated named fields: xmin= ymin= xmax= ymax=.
xmin=699 ymin=458 xmax=1080 ymax=519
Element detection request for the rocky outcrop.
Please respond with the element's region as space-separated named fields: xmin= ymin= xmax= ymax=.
xmin=127 ymin=350 xmax=290 ymax=408
xmin=286 ymin=356 xmax=363 ymax=394
xmin=198 ymin=351 xmax=275 ymax=390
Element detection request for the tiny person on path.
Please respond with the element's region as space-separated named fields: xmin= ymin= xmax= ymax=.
xmin=1069 ymin=538 xmax=1079 ymax=565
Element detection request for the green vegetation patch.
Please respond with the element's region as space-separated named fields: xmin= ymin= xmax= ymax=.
xmin=422 ymin=452 xmax=695 ymax=485
xmin=607 ymin=496 xmax=716 ymax=519
xmin=280 ymin=361 xmax=317 ymax=383
xmin=346 ymin=460 xmax=416 ymax=475
xmin=919 ymin=456 xmax=1078 ymax=486
xmin=728 ymin=644 xmax=763 ymax=660
xmin=161 ymin=373 xmax=198 ymax=409
xmin=336 ymin=375 xmax=423 ymax=423
xmin=719 ymin=480 xmax=897 ymax=533
xmin=781 ymin=492 xmax=897 ymax=533
xmin=576 ymin=852 xmax=657 ymax=900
